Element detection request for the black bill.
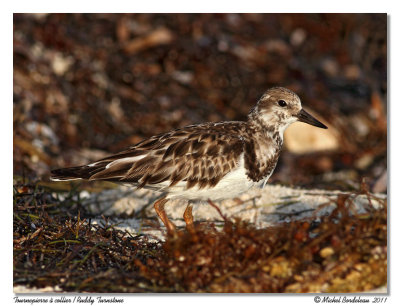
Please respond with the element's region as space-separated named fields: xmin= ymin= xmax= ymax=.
xmin=297 ymin=109 xmax=328 ymax=129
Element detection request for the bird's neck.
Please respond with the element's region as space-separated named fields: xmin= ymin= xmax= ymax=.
xmin=247 ymin=115 xmax=284 ymax=148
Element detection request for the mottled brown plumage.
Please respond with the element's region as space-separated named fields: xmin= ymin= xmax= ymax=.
xmin=51 ymin=87 xmax=327 ymax=233
xmin=52 ymin=122 xmax=248 ymax=189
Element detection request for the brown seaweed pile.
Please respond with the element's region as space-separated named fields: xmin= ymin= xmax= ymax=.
xmin=13 ymin=182 xmax=386 ymax=293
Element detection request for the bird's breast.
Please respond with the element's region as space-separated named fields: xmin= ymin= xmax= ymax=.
xmin=244 ymin=137 xmax=282 ymax=182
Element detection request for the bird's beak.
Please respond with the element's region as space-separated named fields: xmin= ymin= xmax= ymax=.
xmin=296 ymin=109 xmax=328 ymax=129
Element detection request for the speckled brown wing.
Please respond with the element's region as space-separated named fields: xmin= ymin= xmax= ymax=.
xmin=51 ymin=122 xmax=246 ymax=190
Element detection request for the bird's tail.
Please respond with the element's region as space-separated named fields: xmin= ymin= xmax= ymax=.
xmin=50 ymin=166 xmax=92 ymax=181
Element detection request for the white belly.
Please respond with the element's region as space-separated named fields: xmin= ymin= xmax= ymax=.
xmin=136 ymin=154 xmax=274 ymax=202
xmin=167 ymin=165 xmax=256 ymax=201
xmin=165 ymin=155 xmax=272 ymax=201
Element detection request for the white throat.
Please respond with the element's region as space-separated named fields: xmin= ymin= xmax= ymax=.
xmin=278 ymin=117 xmax=297 ymax=139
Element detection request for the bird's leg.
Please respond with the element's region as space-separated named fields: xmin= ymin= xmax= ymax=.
xmin=153 ymin=196 xmax=176 ymax=234
xmin=183 ymin=203 xmax=195 ymax=233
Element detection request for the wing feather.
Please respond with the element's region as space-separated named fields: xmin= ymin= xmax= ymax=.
xmin=51 ymin=122 xmax=246 ymax=189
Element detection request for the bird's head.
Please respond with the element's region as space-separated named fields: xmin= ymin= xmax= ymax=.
xmin=248 ymin=87 xmax=327 ymax=134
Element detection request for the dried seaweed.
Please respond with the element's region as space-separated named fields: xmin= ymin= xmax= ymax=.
xmin=13 ymin=182 xmax=386 ymax=293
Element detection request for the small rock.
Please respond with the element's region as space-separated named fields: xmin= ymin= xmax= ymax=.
xmin=320 ymin=247 xmax=335 ymax=258
xmin=372 ymin=170 xmax=387 ymax=193
xmin=355 ymin=153 xmax=374 ymax=170
xmin=171 ymin=71 xmax=194 ymax=85
xmin=290 ymin=28 xmax=307 ymax=47
xmin=321 ymin=58 xmax=339 ymax=77
xmin=51 ymin=52 xmax=74 ymax=76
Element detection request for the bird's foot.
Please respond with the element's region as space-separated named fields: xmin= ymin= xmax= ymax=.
xmin=153 ymin=196 xmax=176 ymax=235
xmin=183 ymin=203 xmax=195 ymax=234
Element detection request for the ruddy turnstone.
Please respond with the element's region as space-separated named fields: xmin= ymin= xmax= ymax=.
xmin=51 ymin=87 xmax=327 ymax=233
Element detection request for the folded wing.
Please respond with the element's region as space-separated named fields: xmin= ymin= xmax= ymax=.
xmin=51 ymin=123 xmax=245 ymax=190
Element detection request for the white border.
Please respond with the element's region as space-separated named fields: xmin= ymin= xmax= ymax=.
xmin=4 ymin=1 xmax=399 ymax=305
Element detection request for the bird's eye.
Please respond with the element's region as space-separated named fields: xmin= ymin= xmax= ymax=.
xmin=278 ymin=100 xmax=287 ymax=107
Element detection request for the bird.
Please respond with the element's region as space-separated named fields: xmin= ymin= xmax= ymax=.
xmin=51 ymin=87 xmax=327 ymax=234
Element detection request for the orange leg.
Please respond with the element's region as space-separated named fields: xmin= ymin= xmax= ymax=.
xmin=153 ymin=197 xmax=176 ymax=234
xmin=183 ymin=203 xmax=195 ymax=233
